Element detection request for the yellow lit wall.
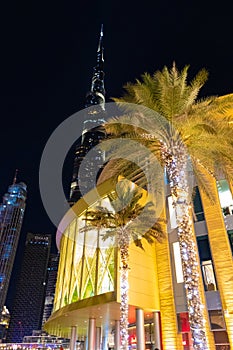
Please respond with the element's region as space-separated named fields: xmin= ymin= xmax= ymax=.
xmin=126 ymin=240 xmax=160 ymax=310
xmin=200 ymin=174 xmax=233 ymax=349
xmin=50 ymin=179 xmax=164 ymax=339
xmin=154 ymin=209 xmax=182 ymax=350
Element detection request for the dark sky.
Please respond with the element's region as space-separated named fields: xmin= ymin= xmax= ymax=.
xmin=1 ymin=0 xmax=233 ymax=254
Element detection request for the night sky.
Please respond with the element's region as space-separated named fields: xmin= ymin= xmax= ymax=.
xmin=1 ymin=0 xmax=233 ymax=296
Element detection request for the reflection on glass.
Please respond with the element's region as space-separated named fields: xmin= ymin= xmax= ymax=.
xmin=217 ymin=179 xmax=233 ymax=216
xmin=209 ymin=310 xmax=226 ymax=330
xmin=201 ymin=260 xmax=217 ymax=291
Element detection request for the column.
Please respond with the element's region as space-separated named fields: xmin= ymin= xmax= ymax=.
xmin=70 ymin=326 xmax=77 ymax=350
xmin=96 ymin=327 xmax=101 ymax=350
xmin=88 ymin=318 xmax=96 ymax=350
xmin=114 ymin=320 xmax=120 ymax=349
xmin=136 ymin=308 xmax=145 ymax=350
xmin=153 ymin=311 xmax=161 ymax=350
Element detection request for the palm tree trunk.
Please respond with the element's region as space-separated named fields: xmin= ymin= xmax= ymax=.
xmin=95 ymin=228 xmax=100 ymax=295
xmin=162 ymin=141 xmax=209 ymax=350
xmin=118 ymin=228 xmax=130 ymax=350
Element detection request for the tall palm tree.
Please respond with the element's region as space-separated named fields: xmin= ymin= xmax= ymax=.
xmin=100 ymin=63 xmax=233 ymax=349
xmin=83 ymin=179 xmax=165 ymax=350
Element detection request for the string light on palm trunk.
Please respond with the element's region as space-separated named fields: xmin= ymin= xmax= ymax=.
xmin=161 ymin=140 xmax=208 ymax=350
xmin=118 ymin=228 xmax=130 ymax=350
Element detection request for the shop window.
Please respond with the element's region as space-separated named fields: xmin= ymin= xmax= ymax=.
xmin=193 ymin=186 xmax=205 ymax=221
xmin=214 ymin=330 xmax=230 ymax=350
xmin=209 ymin=310 xmax=230 ymax=349
xmin=217 ymin=179 xmax=233 ymax=216
xmin=197 ymin=236 xmax=217 ymax=291
xmin=209 ymin=310 xmax=226 ymax=330
xmin=201 ymin=260 xmax=217 ymax=291
xmin=177 ymin=312 xmax=190 ymax=333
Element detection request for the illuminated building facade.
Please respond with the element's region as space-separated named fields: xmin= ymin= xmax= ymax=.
xmin=45 ymin=179 xmax=162 ymax=350
xmin=69 ymin=25 xmax=106 ymax=205
xmin=165 ymin=177 xmax=233 ymax=350
xmin=0 ymin=177 xmax=27 ymax=314
xmin=43 ymin=173 xmax=233 ymax=350
xmin=44 ymin=28 xmax=233 ymax=350
xmin=6 ymin=233 xmax=51 ymax=343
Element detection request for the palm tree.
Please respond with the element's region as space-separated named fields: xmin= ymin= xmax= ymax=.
xmin=100 ymin=63 xmax=233 ymax=349
xmin=83 ymin=179 xmax=165 ymax=350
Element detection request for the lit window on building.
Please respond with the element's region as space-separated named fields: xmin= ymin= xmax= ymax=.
xmin=193 ymin=186 xmax=205 ymax=221
xmin=168 ymin=196 xmax=177 ymax=229
xmin=209 ymin=309 xmax=226 ymax=330
xmin=173 ymin=242 xmax=184 ymax=283
xmin=217 ymin=179 xmax=233 ymax=216
xmin=201 ymin=260 xmax=217 ymax=291
xmin=213 ymin=331 xmax=230 ymax=349
xmin=177 ymin=312 xmax=190 ymax=333
xmin=197 ymin=236 xmax=217 ymax=291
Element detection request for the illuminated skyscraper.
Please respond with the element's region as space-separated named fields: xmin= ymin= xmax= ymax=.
xmin=0 ymin=175 xmax=27 ymax=314
xmin=69 ymin=25 xmax=106 ymax=205
xmin=6 ymin=233 xmax=51 ymax=343
xmin=42 ymin=253 xmax=59 ymax=326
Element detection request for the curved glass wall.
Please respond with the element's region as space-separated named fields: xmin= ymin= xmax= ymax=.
xmin=54 ymin=195 xmax=116 ymax=311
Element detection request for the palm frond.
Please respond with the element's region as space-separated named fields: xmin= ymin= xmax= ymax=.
xmin=106 ymin=63 xmax=233 ymax=212
xmin=83 ymin=181 xmax=166 ymax=249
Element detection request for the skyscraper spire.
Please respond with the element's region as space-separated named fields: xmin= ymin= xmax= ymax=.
xmin=12 ymin=169 xmax=18 ymax=185
xmin=85 ymin=24 xmax=105 ymax=109
xmin=98 ymin=23 xmax=104 ymax=52
xmin=69 ymin=25 xmax=106 ymax=205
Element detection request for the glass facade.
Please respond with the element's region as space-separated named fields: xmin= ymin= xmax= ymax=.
xmin=217 ymin=179 xmax=233 ymax=216
xmin=193 ymin=186 xmax=205 ymax=221
xmin=69 ymin=127 xmax=106 ymax=204
xmin=54 ymin=195 xmax=116 ymax=311
xmin=197 ymin=235 xmax=217 ymax=291
xmin=195 ymin=180 xmax=233 ymax=349
xmin=6 ymin=233 xmax=51 ymax=343
xmin=42 ymin=253 xmax=59 ymax=325
xmin=0 ymin=181 xmax=27 ymax=313
xmin=127 ymin=323 xmax=157 ymax=350
xmin=209 ymin=310 xmax=230 ymax=349
xmin=201 ymin=260 xmax=217 ymax=291
xmin=69 ymin=27 xmax=106 ymax=205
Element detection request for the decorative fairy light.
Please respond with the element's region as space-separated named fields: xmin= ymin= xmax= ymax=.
xmin=161 ymin=139 xmax=208 ymax=350
xmin=118 ymin=227 xmax=130 ymax=350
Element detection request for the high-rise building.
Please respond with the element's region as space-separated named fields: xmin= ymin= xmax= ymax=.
xmin=69 ymin=25 xmax=106 ymax=205
xmin=43 ymin=29 xmax=233 ymax=350
xmin=42 ymin=253 xmax=59 ymax=326
xmin=6 ymin=233 xmax=51 ymax=343
xmin=0 ymin=174 xmax=27 ymax=314
xmin=0 ymin=306 xmax=10 ymax=342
